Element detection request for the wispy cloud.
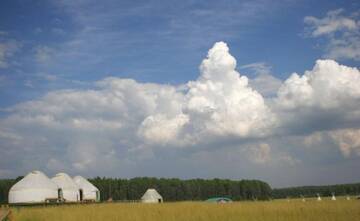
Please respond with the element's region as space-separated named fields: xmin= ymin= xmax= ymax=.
xmin=240 ymin=62 xmax=282 ymax=97
xmin=35 ymin=45 xmax=55 ymax=64
xmin=0 ymin=39 xmax=21 ymax=68
xmin=240 ymin=62 xmax=272 ymax=75
xmin=304 ymin=8 xmax=360 ymax=61
xmin=40 ymin=0 xmax=293 ymax=79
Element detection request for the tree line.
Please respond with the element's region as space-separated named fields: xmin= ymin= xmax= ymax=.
xmin=89 ymin=177 xmax=271 ymax=202
xmin=272 ymin=183 xmax=360 ymax=199
xmin=0 ymin=177 xmax=271 ymax=203
xmin=0 ymin=179 xmax=15 ymax=204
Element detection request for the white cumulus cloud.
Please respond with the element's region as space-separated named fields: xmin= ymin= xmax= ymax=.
xmin=329 ymin=129 xmax=360 ymax=157
xmin=240 ymin=62 xmax=282 ymax=97
xmin=275 ymin=59 xmax=360 ymax=134
xmin=139 ymin=42 xmax=277 ymax=145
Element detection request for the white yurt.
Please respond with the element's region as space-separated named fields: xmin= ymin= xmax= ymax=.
xmin=316 ymin=194 xmax=322 ymax=201
xmin=141 ymin=188 xmax=163 ymax=203
xmin=51 ymin=173 xmax=80 ymax=202
xmin=8 ymin=170 xmax=59 ymax=204
xmin=331 ymin=193 xmax=336 ymax=201
xmin=73 ymin=176 xmax=100 ymax=202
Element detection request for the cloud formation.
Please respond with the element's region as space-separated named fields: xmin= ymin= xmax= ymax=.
xmin=240 ymin=62 xmax=282 ymax=97
xmin=330 ymin=129 xmax=360 ymax=157
xmin=304 ymin=9 xmax=360 ymax=61
xmin=249 ymin=143 xmax=271 ymax=164
xmin=305 ymin=9 xmax=357 ymax=37
xmin=0 ymin=41 xmax=359 ymax=183
xmin=139 ymin=42 xmax=276 ymax=146
xmin=0 ymin=39 xmax=21 ymax=68
xmin=35 ymin=46 xmax=55 ymax=64
xmin=275 ymin=59 xmax=360 ymax=134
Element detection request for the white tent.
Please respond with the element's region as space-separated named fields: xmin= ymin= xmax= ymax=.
xmin=316 ymin=194 xmax=322 ymax=201
xmin=73 ymin=176 xmax=100 ymax=202
xmin=141 ymin=188 xmax=163 ymax=203
xmin=331 ymin=193 xmax=336 ymax=201
xmin=8 ymin=170 xmax=59 ymax=204
xmin=51 ymin=173 xmax=80 ymax=202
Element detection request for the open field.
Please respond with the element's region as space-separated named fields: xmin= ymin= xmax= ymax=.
xmin=10 ymin=199 xmax=360 ymax=221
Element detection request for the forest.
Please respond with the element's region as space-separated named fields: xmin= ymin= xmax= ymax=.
xmin=272 ymin=183 xmax=360 ymax=198
xmin=89 ymin=177 xmax=271 ymax=201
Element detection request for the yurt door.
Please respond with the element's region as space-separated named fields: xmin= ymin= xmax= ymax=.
xmin=96 ymin=191 xmax=100 ymax=202
xmin=58 ymin=189 xmax=63 ymax=201
xmin=79 ymin=189 xmax=83 ymax=201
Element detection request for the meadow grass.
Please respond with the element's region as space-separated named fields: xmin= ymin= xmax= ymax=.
xmin=12 ymin=198 xmax=360 ymax=221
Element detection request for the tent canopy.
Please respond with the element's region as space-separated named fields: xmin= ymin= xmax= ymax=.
xmin=10 ymin=171 xmax=58 ymax=191
xmin=73 ymin=176 xmax=100 ymax=202
xmin=206 ymin=197 xmax=232 ymax=203
xmin=73 ymin=176 xmax=98 ymax=192
xmin=51 ymin=173 xmax=79 ymax=202
xmin=52 ymin=173 xmax=79 ymax=190
xmin=8 ymin=170 xmax=59 ymax=204
xmin=141 ymin=188 xmax=163 ymax=203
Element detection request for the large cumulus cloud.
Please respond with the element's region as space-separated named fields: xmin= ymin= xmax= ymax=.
xmin=138 ymin=42 xmax=276 ymax=146
xmin=275 ymin=59 xmax=360 ymax=134
xmin=1 ymin=41 xmax=360 ymax=181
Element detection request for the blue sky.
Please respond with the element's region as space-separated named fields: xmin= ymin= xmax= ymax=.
xmin=0 ymin=0 xmax=360 ymax=187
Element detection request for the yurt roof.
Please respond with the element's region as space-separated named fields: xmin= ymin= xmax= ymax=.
xmin=141 ymin=188 xmax=162 ymax=200
xmin=206 ymin=197 xmax=232 ymax=202
xmin=51 ymin=172 xmax=79 ymax=190
xmin=73 ymin=176 xmax=98 ymax=191
xmin=10 ymin=170 xmax=58 ymax=191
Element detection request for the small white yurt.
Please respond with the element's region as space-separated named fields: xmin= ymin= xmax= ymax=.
xmin=300 ymin=195 xmax=305 ymax=202
xmin=317 ymin=194 xmax=322 ymax=201
xmin=73 ymin=176 xmax=100 ymax=202
xmin=51 ymin=173 xmax=80 ymax=202
xmin=8 ymin=170 xmax=59 ymax=204
xmin=331 ymin=193 xmax=336 ymax=201
xmin=141 ymin=188 xmax=163 ymax=203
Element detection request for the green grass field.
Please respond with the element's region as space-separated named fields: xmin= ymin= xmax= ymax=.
xmin=11 ymin=199 xmax=360 ymax=221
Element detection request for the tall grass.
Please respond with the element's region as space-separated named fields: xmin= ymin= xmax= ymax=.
xmin=12 ymin=199 xmax=360 ymax=221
